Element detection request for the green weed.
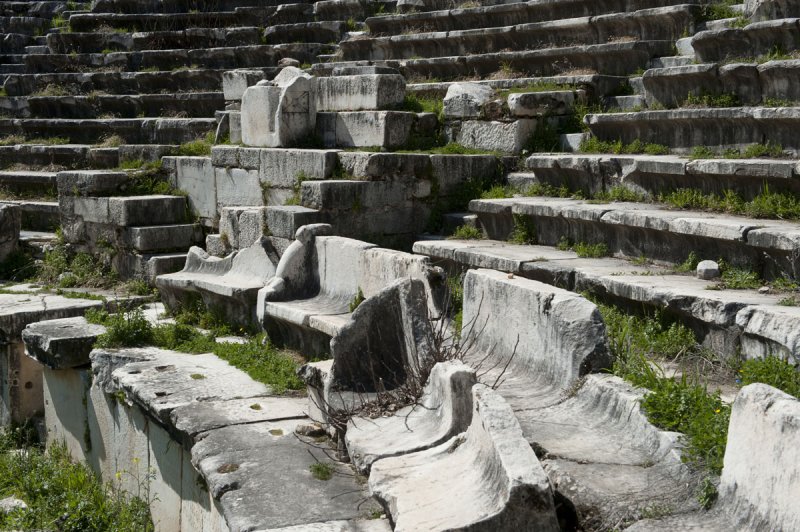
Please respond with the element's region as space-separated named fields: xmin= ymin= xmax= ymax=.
xmin=739 ymin=355 xmax=799 ymax=397
xmin=309 ymin=462 xmax=333 ymax=480
xmin=0 ymin=437 xmax=153 ymax=531
xmin=448 ymin=225 xmax=483 ymax=240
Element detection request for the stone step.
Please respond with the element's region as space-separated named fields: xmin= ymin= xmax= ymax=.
xmin=522 ymin=153 xmax=800 ymax=199
xmin=0 ymin=64 xmax=26 ymax=74
xmin=0 ymin=169 xmax=57 ymax=192
xmin=749 ymin=0 xmax=800 ymax=20
xmin=407 ymin=73 xmax=629 ymax=99
xmin=692 ymin=18 xmax=800 ymax=62
xmin=67 ymin=11 xmax=245 ymax=32
xmin=366 ymin=0 xmax=703 ymax=35
xmin=46 ymin=26 xmax=263 ymax=53
xmin=642 ymin=60 xmax=800 ymax=108
xmin=125 ymin=222 xmax=202 ymax=252
xmin=24 ymin=43 xmax=332 ymax=73
xmin=342 ymin=6 xmax=697 ymax=61
xmin=412 ymin=238 xmax=798 ymax=360
xmin=647 ymin=55 xmax=694 ymax=67
xmin=263 ymin=20 xmax=347 ymax=44
xmin=67 ymin=194 xmax=190 ymax=226
xmin=0 ymin=199 xmax=59 ymax=230
xmin=0 ymin=92 xmax=225 ymax=118
xmin=314 ymin=40 xmax=677 ymax=80
xmin=603 ymin=94 xmax=645 ymax=110
xmin=116 ymin=249 xmax=188 ymax=280
xmin=314 ymin=0 xmax=370 ymax=22
xmin=0 ymin=117 xmax=216 ymax=144
xmin=469 ymin=195 xmax=800 ymax=280
xmin=0 ymin=52 xmax=25 ymax=63
xmin=0 ymin=33 xmax=35 ymax=54
xmin=585 ymin=107 xmax=800 ymax=154
xmin=23 ymin=44 xmax=48 ymax=53
xmin=3 ymin=68 xmax=268 ymax=96
xmin=91 ymin=0 xmax=310 ymax=14
xmin=0 ymin=2 xmax=70 ymax=17
xmin=0 ymin=143 xmax=119 ymax=169
xmin=0 ymin=15 xmax=50 ymax=34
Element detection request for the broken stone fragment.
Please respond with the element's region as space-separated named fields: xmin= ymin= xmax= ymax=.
xmin=0 ymin=496 xmax=27 ymax=514
xmin=443 ymin=82 xmax=495 ymax=120
xmin=696 ymin=259 xmax=720 ymax=280
xmin=22 ymin=316 xmax=106 ymax=370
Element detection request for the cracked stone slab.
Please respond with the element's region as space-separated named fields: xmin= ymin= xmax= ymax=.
xmin=96 ymin=347 xmax=271 ymax=427
xmin=191 ymin=420 xmax=381 ymax=532
xmin=0 ymin=292 xmax=105 ymax=339
xmin=21 ymin=316 xmax=106 ymax=369
xmin=171 ymin=396 xmax=308 ymax=448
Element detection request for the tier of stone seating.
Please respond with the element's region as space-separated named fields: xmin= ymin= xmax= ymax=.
xmin=342 ymin=6 xmax=697 ymax=61
xmin=365 ymin=0 xmax=703 ymax=34
xmin=469 ymin=195 xmax=800 ymax=280
xmin=0 ymin=0 xmax=334 ymax=278
xmin=519 ymin=153 xmax=800 ymax=199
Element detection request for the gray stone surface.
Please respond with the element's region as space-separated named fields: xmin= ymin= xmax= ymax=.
xmin=0 ymin=496 xmax=27 ymax=514
xmin=169 ymin=156 xmax=216 ymax=222
xmin=219 ymin=206 xmax=269 ymax=250
xmin=316 ymin=111 xmax=416 ymax=149
xmin=328 ymin=277 xmax=435 ymax=392
xmin=95 ymin=347 xmax=271 ymax=426
xmin=345 ymin=361 xmax=476 ymax=473
xmin=462 ymin=268 xmax=610 ymax=396
xmin=369 ymin=384 xmax=560 ymax=532
xmin=456 ymin=119 xmax=536 ymax=153
xmin=443 ymin=82 xmax=495 ymax=120
xmin=507 ymin=89 xmax=584 ymax=117
xmin=241 ymin=67 xmax=316 ymax=148
xmin=697 ymin=259 xmax=720 ymax=280
xmin=21 ymin=316 xmax=106 ymax=369
xmin=316 ymin=74 xmax=406 ymax=111
xmin=0 ymin=203 xmax=21 ymax=262
xmin=0 ymin=291 xmax=105 ymax=339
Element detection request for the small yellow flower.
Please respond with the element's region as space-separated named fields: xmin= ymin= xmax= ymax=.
xmin=115 ymin=471 xmax=122 ymax=480
xmin=714 ymin=409 xmax=721 ymax=414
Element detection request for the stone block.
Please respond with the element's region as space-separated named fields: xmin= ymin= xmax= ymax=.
xmin=316 ymin=111 xmax=415 ymax=149
xmin=215 ymin=167 xmax=263 ymax=208
xmin=456 ymin=119 xmax=537 ymax=153
xmin=259 ymin=148 xmax=339 ymax=188
xmin=265 ymin=205 xmax=324 ymax=239
xmin=507 ymin=89 xmax=584 ymax=117
xmin=316 ymin=74 xmax=406 ymax=111
xmin=241 ymin=67 xmax=316 ymax=148
xmin=719 ymin=383 xmax=799 ymax=532
xmin=222 ymin=69 xmax=270 ymax=101
xmin=443 ymin=82 xmax=494 ymax=119
xmin=219 ymin=206 xmax=269 ymax=249
xmin=22 ymin=317 xmax=105 ymax=370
